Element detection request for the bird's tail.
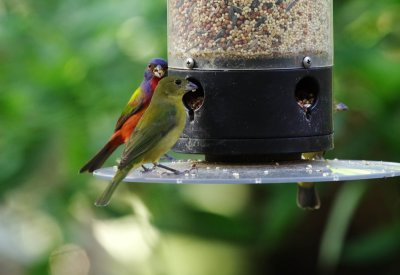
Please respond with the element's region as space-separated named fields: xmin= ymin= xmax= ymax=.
xmin=79 ymin=137 xmax=122 ymax=173
xmin=95 ymin=166 xmax=132 ymax=207
xmin=297 ymin=182 xmax=321 ymax=210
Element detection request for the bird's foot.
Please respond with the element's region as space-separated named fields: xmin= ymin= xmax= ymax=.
xmin=156 ymin=163 xmax=197 ymax=176
xmin=141 ymin=164 xmax=156 ymax=173
xmin=156 ymin=163 xmax=182 ymax=175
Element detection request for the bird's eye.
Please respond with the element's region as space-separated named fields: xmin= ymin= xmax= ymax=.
xmin=174 ymin=79 xmax=182 ymax=85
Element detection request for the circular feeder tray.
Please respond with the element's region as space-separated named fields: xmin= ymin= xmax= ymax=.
xmin=93 ymin=159 xmax=400 ymax=184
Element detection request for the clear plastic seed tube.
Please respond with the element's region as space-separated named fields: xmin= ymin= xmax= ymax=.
xmin=168 ymin=0 xmax=333 ymax=69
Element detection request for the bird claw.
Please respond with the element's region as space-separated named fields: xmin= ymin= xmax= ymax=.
xmin=160 ymin=169 xmax=182 ymax=176
xmin=158 ymin=163 xmax=198 ymax=176
xmin=141 ymin=164 xmax=156 ymax=173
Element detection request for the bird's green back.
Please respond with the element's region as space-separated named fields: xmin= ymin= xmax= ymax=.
xmin=117 ymin=77 xmax=189 ymax=169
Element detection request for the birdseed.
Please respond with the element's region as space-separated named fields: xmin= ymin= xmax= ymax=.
xmin=168 ymin=0 xmax=332 ymax=69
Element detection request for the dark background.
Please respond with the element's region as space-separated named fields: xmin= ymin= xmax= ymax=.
xmin=1 ymin=0 xmax=400 ymax=274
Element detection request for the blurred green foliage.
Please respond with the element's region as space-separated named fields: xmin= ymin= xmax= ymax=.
xmin=1 ymin=0 xmax=400 ymax=274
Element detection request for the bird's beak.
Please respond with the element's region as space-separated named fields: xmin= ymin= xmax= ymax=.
xmin=185 ymin=81 xmax=198 ymax=92
xmin=153 ymin=65 xmax=165 ymax=78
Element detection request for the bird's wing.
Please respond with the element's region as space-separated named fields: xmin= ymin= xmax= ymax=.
xmin=114 ymin=86 xmax=147 ymax=131
xmin=118 ymin=108 xmax=177 ymax=169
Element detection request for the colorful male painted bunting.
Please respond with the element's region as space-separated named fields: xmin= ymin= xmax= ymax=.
xmin=80 ymin=58 xmax=168 ymax=173
xmin=95 ymin=76 xmax=198 ymax=206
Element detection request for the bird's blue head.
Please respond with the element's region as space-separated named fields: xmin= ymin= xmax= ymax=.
xmin=144 ymin=58 xmax=168 ymax=80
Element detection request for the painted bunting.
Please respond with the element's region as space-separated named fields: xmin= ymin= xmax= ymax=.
xmin=80 ymin=58 xmax=168 ymax=173
xmin=95 ymin=76 xmax=198 ymax=206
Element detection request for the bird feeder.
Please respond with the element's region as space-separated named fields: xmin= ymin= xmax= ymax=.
xmin=94 ymin=0 xmax=400 ymax=207
xmin=169 ymin=0 xmax=333 ymax=162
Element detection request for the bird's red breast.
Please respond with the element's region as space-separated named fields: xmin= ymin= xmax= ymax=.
xmin=150 ymin=77 xmax=160 ymax=92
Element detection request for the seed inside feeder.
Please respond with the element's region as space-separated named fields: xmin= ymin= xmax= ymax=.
xmin=182 ymin=78 xmax=205 ymax=122
xmin=169 ymin=0 xmax=334 ymax=159
xmin=185 ymin=95 xmax=204 ymax=111
xmin=295 ymin=76 xmax=319 ymax=113
xmin=297 ymin=96 xmax=315 ymax=112
xmin=168 ymin=0 xmax=333 ymax=69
